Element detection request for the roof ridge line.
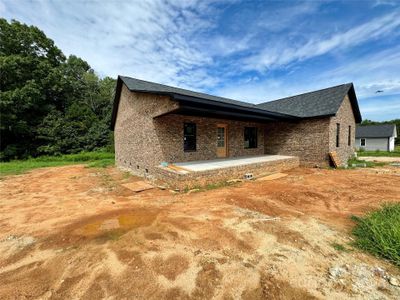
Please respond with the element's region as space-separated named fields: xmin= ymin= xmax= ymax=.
xmin=119 ymin=75 xmax=257 ymax=107
xmin=257 ymin=82 xmax=353 ymax=105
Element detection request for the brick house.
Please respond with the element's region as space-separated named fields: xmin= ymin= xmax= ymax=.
xmin=111 ymin=76 xmax=361 ymax=188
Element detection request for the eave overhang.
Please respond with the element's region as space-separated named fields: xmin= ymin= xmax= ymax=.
xmin=110 ymin=77 xmax=299 ymax=129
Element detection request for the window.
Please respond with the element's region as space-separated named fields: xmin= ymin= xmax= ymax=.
xmin=184 ymin=123 xmax=196 ymax=151
xmin=244 ymin=127 xmax=257 ymax=149
xmin=217 ymin=127 xmax=225 ymax=147
xmin=336 ymin=123 xmax=340 ymax=147
xmin=348 ymin=125 xmax=351 ymax=146
xmin=360 ymin=138 xmax=366 ymax=147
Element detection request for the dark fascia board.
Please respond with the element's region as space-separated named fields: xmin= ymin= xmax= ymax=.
xmin=117 ymin=89 xmax=298 ymax=121
xmin=119 ymin=90 xmax=299 ymax=122
xmin=110 ymin=77 xmax=123 ymax=130
xmin=170 ymin=94 xmax=298 ymax=121
xmin=348 ymin=84 xmax=362 ymax=123
xmin=155 ymin=104 xmax=291 ymax=123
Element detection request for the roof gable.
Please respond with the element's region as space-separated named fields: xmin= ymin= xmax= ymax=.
xmin=355 ymin=124 xmax=397 ymax=138
xmin=256 ymin=83 xmax=362 ymax=123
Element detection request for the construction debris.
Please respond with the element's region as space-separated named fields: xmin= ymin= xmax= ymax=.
xmin=256 ymin=173 xmax=288 ymax=181
xmin=121 ymin=181 xmax=154 ymax=192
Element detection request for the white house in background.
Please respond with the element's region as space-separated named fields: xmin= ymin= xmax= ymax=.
xmin=355 ymin=124 xmax=397 ymax=151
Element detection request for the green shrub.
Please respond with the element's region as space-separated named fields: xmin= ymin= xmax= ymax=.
xmin=347 ymin=157 xmax=385 ymax=168
xmin=331 ymin=242 xmax=350 ymax=252
xmin=351 ymin=203 xmax=400 ymax=266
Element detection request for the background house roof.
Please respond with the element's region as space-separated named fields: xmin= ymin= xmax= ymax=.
xmin=256 ymin=83 xmax=362 ymax=123
xmin=355 ymin=124 xmax=397 ymax=138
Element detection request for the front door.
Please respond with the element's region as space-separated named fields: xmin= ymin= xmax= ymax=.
xmin=217 ymin=124 xmax=228 ymax=157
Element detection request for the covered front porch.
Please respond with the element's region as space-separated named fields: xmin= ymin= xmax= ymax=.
xmin=155 ymin=154 xmax=300 ymax=189
xmin=172 ymin=155 xmax=296 ymax=173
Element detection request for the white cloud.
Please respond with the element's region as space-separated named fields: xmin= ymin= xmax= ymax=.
xmin=2 ymin=0 xmax=224 ymax=90
xmin=243 ymin=10 xmax=400 ymax=72
xmin=372 ymin=0 xmax=398 ymax=7
xmin=319 ymin=46 xmax=400 ymax=97
xmin=2 ymin=0 xmax=400 ymax=121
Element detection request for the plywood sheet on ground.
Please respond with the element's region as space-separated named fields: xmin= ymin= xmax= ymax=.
xmin=121 ymin=181 xmax=154 ymax=192
xmin=329 ymin=151 xmax=341 ymax=168
xmin=256 ymin=173 xmax=288 ymax=181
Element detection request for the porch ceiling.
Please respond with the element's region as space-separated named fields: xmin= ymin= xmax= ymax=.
xmin=154 ymin=99 xmax=299 ymax=123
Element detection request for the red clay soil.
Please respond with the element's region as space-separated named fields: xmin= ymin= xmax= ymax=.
xmin=0 ymin=165 xmax=399 ymax=299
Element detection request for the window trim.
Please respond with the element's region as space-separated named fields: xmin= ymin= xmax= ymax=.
xmin=244 ymin=127 xmax=258 ymax=149
xmin=336 ymin=123 xmax=340 ymax=148
xmin=183 ymin=123 xmax=196 ymax=152
xmin=360 ymin=138 xmax=366 ymax=147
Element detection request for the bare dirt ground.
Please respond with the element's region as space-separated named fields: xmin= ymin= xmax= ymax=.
xmin=0 ymin=165 xmax=400 ymax=299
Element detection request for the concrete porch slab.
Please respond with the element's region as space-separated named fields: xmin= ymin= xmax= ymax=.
xmin=155 ymin=155 xmax=300 ymax=190
xmin=173 ymin=155 xmax=295 ymax=172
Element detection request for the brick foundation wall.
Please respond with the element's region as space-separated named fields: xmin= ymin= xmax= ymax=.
xmin=154 ymin=156 xmax=300 ymax=190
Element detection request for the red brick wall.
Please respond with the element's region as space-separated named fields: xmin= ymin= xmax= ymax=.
xmin=264 ymin=94 xmax=356 ymax=167
xmin=264 ymin=118 xmax=331 ymax=167
xmin=328 ymin=95 xmax=356 ymax=165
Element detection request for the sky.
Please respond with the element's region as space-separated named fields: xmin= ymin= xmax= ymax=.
xmin=2 ymin=0 xmax=400 ymax=121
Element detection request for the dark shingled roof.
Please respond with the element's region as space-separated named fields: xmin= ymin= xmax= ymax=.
xmin=119 ymin=76 xmax=257 ymax=109
xmin=256 ymin=83 xmax=361 ymax=123
xmin=355 ymin=124 xmax=396 ymax=138
xmin=111 ymin=76 xmax=362 ymax=129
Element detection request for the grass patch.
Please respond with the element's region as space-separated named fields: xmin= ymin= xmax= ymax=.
xmin=357 ymin=148 xmax=400 ymax=157
xmin=347 ymin=157 xmax=386 ymax=168
xmin=331 ymin=242 xmax=350 ymax=252
xmin=0 ymin=151 xmax=115 ymax=176
xmin=86 ymin=158 xmax=115 ymax=168
xmin=351 ymin=203 xmax=400 ymax=267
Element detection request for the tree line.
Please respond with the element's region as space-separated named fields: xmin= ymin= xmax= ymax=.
xmin=0 ymin=19 xmax=115 ymax=161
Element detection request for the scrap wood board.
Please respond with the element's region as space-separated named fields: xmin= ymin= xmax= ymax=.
xmin=329 ymin=151 xmax=341 ymax=168
xmin=166 ymin=164 xmax=191 ymax=174
xmin=121 ymin=181 xmax=154 ymax=192
xmin=256 ymin=173 xmax=288 ymax=181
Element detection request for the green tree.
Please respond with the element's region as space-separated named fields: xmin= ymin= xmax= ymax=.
xmin=0 ymin=19 xmax=115 ymax=160
xmin=0 ymin=19 xmax=66 ymax=159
